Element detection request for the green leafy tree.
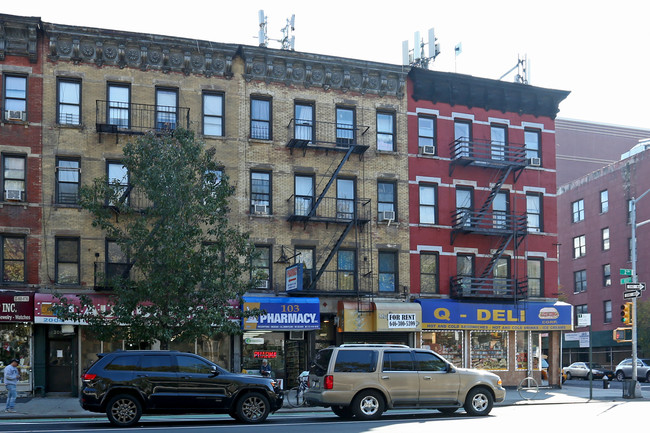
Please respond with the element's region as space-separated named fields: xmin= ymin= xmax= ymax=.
xmin=54 ymin=129 xmax=260 ymax=347
xmin=637 ymin=299 xmax=650 ymax=357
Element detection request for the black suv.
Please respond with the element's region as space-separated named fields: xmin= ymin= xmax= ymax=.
xmin=80 ymin=350 xmax=283 ymax=427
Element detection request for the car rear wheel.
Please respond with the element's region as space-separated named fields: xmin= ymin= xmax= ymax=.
xmin=351 ymin=390 xmax=384 ymax=420
xmin=645 ymin=371 xmax=650 ymax=383
xmin=331 ymin=405 xmax=354 ymax=419
xmin=236 ymin=392 xmax=270 ymax=424
xmin=464 ymin=387 xmax=493 ymax=416
xmin=616 ymin=371 xmax=625 ymax=381
xmin=106 ymin=394 xmax=142 ymax=427
xmin=565 ymin=372 xmax=572 ymax=380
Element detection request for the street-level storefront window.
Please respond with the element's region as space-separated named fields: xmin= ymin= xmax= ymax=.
xmin=470 ymin=331 xmax=507 ymax=370
xmin=0 ymin=324 xmax=31 ymax=384
xmin=241 ymin=331 xmax=285 ymax=382
xmin=422 ymin=331 xmax=463 ymax=367
xmin=516 ymin=331 xmax=541 ymax=372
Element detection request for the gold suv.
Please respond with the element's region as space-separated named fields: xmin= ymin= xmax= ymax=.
xmin=305 ymin=344 xmax=505 ymax=419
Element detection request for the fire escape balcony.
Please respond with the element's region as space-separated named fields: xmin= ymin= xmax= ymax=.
xmin=288 ymin=196 xmax=371 ymax=226
xmin=95 ymin=100 xmax=191 ymax=141
xmin=448 ymin=138 xmax=528 ymax=176
xmin=286 ymin=119 xmax=370 ymax=155
xmin=451 ymin=210 xmax=528 ymax=240
xmin=450 ymin=276 xmax=528 ymax=302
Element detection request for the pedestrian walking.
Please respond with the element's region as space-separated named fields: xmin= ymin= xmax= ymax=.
xmin=3 ymin=359 xmax=20 ymax=412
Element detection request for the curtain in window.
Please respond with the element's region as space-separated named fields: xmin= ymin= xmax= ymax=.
xmin=295 ymin=104 xmax=313 ymax=141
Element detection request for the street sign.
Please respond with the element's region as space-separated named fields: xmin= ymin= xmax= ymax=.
xmin=625 ymin=282 xmax=646 ymax=291
xmin=620 ymin=277 xmax=633 ymax=284
xmin=624 ymin=290 xmax=642 ymax=299
xmin=620 ymin=268 xmax=633 ymax=276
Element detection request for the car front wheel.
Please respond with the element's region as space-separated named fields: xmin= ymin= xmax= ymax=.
xmin=464 ymin=387 xmax=493 ymax=416
xmin=106 ymin=394 xmax=142 ymax=427
xmin=351 ymin=390 xmax=385 ymax=420
xmin=236 ymin=392 xmax=270 ymax=424
xmin=616 ymin=371 xmax=625 ymax=381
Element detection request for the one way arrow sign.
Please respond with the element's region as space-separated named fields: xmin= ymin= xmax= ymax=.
xmin=624 ymin=290 xmax=642 ymax=299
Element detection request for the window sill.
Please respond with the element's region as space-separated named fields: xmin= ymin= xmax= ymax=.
xmin=248 ymin=137 xmax=273 ymax=144
xmin=1 ymin=200 xmax=28 ymax=207
xmin=54 ymin=203 xmax=82 ymax=209
xmin=250 ymin=213 xmax=273 ymax=218
xmin=55 ymin=123 xmax=83 ymax=130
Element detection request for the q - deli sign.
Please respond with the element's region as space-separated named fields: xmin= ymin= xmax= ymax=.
xmin=0 ymin=292 xmax=34 ymax=323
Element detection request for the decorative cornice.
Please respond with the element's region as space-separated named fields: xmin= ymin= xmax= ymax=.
xmin=240 ymin=45 xmax=406 ymax=98
xmin=43 ymin=23 xmax=238 ymax=78
xmin=409 ymin=67 xmax=570 ymax=119
xmin=0 ymin=14 xmax=40 ymax=63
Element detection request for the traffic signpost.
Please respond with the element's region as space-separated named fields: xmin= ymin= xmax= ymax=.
xmin=620 ymin=268 xmax=633 ymax=276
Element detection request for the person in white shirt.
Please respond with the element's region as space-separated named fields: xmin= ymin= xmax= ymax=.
xmin=3 ymin=359 xmax=20 ymax=412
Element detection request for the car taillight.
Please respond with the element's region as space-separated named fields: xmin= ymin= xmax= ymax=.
xmin=81 ymin=373 xmax=97 ymax=381
xmin=324 ymin=375 xmax=334 ymax=390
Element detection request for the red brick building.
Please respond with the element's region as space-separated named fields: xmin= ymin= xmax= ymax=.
xmin=407 ymin=67 xmax=570 ymax=385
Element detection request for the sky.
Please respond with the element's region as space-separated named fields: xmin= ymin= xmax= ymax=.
xmin=3 ymin=0 xmax=650 ymax=129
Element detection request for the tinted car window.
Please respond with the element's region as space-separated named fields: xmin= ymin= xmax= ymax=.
xmin=177 ymin=355 xmax=214 ymax=374
xmin=310 ymin=348 xmax=333 ymax=376
xmin=140 ymin=355 xmax=174 ymax=372
xmin=413 ymin=351 xmax=447 ymax=371
xmin=334 ymin=350 xmax=378 ymax=373
xmin=383 ymin=351 xmax=414 ymax=371
xmin=105 ymin=355 xmax=140 ymax=371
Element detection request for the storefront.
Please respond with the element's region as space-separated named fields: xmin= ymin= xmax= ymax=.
xmin=241 ymin=296 xmax=320 ymax=389
xmin=336 ymin=300 xmax=422 ymax=346
xmin=0 ymin=291 xmax=34 ymax=395
xmin=417 ymin=299 xmax=573 ymax=386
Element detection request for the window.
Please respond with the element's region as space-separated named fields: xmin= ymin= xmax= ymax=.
xmin=337 ymin=249 xmax=356 ymax=291
xmin=56 ymin=237 xmax=80 ymax=285
xmin=203 ymin=92 xmax=224 ymax=136
xmin=600 ymin=190 xmax=609 ymax=213
xmin=574 ymin=269 xmax=587 ymax=293
xmin=336 ymin=178 xmax=355 ymax=220
xmin=493 ymin=257 xmax=509 ymax=294
xmin=414 ymin=351 xmax=448 ymax=371
xmin=3 ymin=75 xmax=27 ymax=121
xmin=418 ymin=115 xmax=436 ymax=154
xmin=456 ymin=187 xmax=473 ymax=227
xmin=572 ymin=199 xmax=585 ymax=223
xmin=336 ymin=106 xmax=355 ymax=145
xmin=106 ymin=240 xmax=130 ymax=282
xmin=156 ymin=88 xmax=178 ymax=130
xmin=378 ymin=251 xmax=397 ymax=292
xmin=604 ymin=300 xmax=612 ymax=324
xmin=419 ymin=184 xmax=436 ymax=224
xmin=603 ymin=263 xmax=611 ymax=287
xmin=251 ymin=171 xmax=271 ymax=215
xmin=1 ymin=235 xmax=25 ymax=283
xmin=524 ymin=129 xmax=540 ymax=159
xmin=527 ymin=258 xmax=543 ymax=297
xmin=294 ymin=174 xmax=314 ymax=216
xmin=376 ymin=111 xmax=395 ymax=151
xmin=454 ymin=119 xmax=471 ymax=157
xmin=57 ymin=78 xmax=81 ymax=125
xmin=601 ymin=227 xmax=610 ymax=251
xmin=56 ymin=157 xmax=80 ymax=205
xmin=252 ymin=245 xmax=271 ymax=289
xmin=420 ymin=252 xmax=439 ymax=294
xmin=177 ymin=355 xmax=213 ymax=374
xmin=575 ymin=304 xmax=588 ymax=317
xmin=295 ymin=247 xmax=314 ymax=290
xmin=333 ymin=350 xmax=377 ymax=373
xmin=490 ymin=124 xmax=507 ymax=160
xmin=493 ymin=191 xmax=508 ymax=229
xmin=526 ymin=193 xmax=542 ymax=232
xmin=457 ymin=254 xmax=474 ymax=290
xmin=107 ymin=83 xmax=130 ymax=128
xmin=383 ymin=351 xmax=413 ymax=371
xmin=573 ymin=235 xmax=586 ymax=258
xmin=107 ymin=161 xmax=129 ymax=206
xmin=251 ymin=97 xmax=271 ymax=140
xmin=377 ymin=181 xmax=396 ymax=221
xmin=2 ymin=154 xmax=26 ymax=201
xmin=294 ymin=102 xmax=313 ymax=142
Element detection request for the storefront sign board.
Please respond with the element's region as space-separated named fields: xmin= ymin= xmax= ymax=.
xmin=0 ymin=291 xmax=33 ymax=322
xmin=285 ymin=263 xmax=303 ymax=291
xmin=33 ymin=293 xmax=115 ymax=325
xmin=242 ymin=296 xmax=320 ymax=330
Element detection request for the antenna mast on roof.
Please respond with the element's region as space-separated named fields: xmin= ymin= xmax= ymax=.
xmin=402 ymin=28 xmax=440 ymax=69
xmin=499 ymin=55 xmax=530 ymax=84
xmin=257 ymin=10 xmax=296 ymax=51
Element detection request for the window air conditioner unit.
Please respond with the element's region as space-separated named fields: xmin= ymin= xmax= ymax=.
xmin=528 ymin=157 xmax=541 ymax=167
xmin=422 ymin=145 xmax=435 ymax=155
xmin=379 ymin=210 xmax=395 ymax=222
xmin=254 ymin=204 xmax=269 ymax=215
xmin=5 ymin=189 xmax=22 ymax=201
xmin=5 ymin=110 xmax=26 ymax=121
xmin=256 ymin=280 xmax=269 ymax=289
xmin=289 ymin=331 xmax=304 ymax=340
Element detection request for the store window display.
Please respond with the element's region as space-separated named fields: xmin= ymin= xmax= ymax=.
xmin=422 ymin=331 xmax=463 ymax=366
xmin=0 ymin=324 xmax=31 ymax=384
xmin=470 ymin=331 xmax=507 ymax=370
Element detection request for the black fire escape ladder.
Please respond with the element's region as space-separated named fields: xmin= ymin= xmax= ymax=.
xmin=308 ymin=219 xmax=355 ymax=291
xmin=478 ymin=234 xmax=513 ymax=280
xmin=307 ymin=144 xmax=357 ymax=218
xmin=476 ymin=166 xmax=513 ymax=216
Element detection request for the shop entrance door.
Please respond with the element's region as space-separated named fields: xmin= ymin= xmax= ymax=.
xmin=47 ymin=337 xmax=74 ymax=393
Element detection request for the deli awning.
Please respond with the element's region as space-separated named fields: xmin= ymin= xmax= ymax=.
xmin=242 ymin=297 xmax=320 ymax=331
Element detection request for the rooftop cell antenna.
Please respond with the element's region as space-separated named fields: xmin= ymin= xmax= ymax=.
xmin=258 ymin=10 xmax=268 ymax=47
xmin=499 ymin=54 xmax=530 ymax=84
xmin=402 ymin=28 xmax=440 ymax=69
xmin=257 ymin=10 xmax=296 ymax=51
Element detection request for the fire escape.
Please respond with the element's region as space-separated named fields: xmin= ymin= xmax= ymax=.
xmin=448 ymin=137 xmax=529 ymax=302
xmin=286 ymin=118 xmax=373 ymax=297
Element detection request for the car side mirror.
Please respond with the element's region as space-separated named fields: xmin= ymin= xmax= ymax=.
xmin=446 ymin=364 xmax=456 ymax=373
xmin=210 ymin=366 xmax=219 ymax=377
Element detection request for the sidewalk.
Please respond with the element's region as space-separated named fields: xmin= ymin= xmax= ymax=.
xmin=0 ymin=385 xmax=643 ymax=420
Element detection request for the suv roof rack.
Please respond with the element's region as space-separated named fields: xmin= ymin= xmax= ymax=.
xmin=339 ymin=344 xmax=410 ymax=348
